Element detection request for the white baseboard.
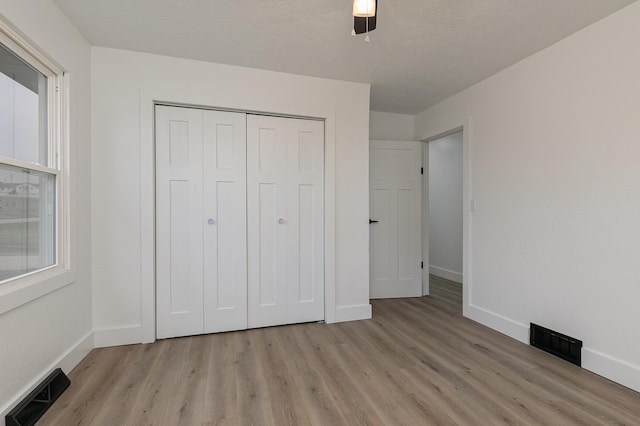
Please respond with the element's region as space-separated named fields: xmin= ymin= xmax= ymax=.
xmin=59 ymin=331 xmax=94 ymax=374
xmin=0 ymin=331 xmax=94 ymax=422
xmin=429 ymin=265 xmax=463 ymax=283
xmin=94 ymin=325 xmax=142 ymax=348
xmin=465 ymin=303 xmax=529 ymax=344
xmin=333 ymin=304 xmax=372 ymax=323
xmin=582 ymin=347 xmax=640 ymax=393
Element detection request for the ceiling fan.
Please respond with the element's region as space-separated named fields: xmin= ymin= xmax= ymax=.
xmin=352 ymin=0 xmax=377 ymax=41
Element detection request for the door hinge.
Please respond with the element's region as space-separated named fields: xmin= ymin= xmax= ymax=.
xmin=421 ymin=167 xmax=424 ymax=175
xmin=421 ymin=261 xmax=424 ymax=269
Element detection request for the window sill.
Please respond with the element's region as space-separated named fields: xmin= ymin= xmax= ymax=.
xmin=0 ymin=266 xmax=76 ymax=315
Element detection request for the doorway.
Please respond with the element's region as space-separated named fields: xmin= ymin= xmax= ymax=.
xmin=368 ymin=127 xmax=468 ymax=312
xmin=424 ymin=130 xmax=463 ymax=311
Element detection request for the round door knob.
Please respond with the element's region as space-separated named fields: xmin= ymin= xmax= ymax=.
xmin=208 ymin=218 xmax=216 ymax=225
xmin=278 ymin=218 xmax=286 ymax=224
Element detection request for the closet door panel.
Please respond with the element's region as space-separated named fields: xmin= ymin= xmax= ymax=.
xmin=286 ymin=119 xmax=325 ymax=323
xmin=248 ymin=115 xmax=325 ymax=328
xmin=158 ymin=108 xmax=325 ymax=337
xmin=203 ymin=110 xmax=248 ymax=333
xmin=156 ymin=106 xmax=204 ymax=339
xmin=247 ymin=115 xmax=288 ymax=328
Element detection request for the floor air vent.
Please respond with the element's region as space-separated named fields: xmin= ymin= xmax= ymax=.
xmin=6 ymin=368 xmax=70 ymax=426
xmin=530 ymin=323 xmax=582 ymax=366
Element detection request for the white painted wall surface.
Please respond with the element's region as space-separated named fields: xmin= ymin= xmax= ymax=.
xmin=91 ymin=47 xmax=371 ymax=345
xmin=415 ymin=2 xmax=640 ymax=392
xmin=369 ymin=111 xmax=415 ymax=141
xmin=0 ymin=0 xmax=92 ymax=418
xmin=428 ymin=132 xmax=463 ymax=283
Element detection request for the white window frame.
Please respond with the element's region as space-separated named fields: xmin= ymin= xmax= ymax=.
xmin=0 ymin=18 xmax=73 ymax=315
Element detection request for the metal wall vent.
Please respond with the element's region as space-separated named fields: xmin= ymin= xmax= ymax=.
xmin=6 ymin=368 xmax=70 ymax=426
xmin=530 ymin=323 xmax=582 ymax=366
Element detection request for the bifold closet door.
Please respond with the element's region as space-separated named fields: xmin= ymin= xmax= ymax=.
xmin=202 ymin=110 xmax=247 ymax=334
xmin=156 ymin=106 xmax=247 ymax=339
xmin=156 ymin=106 xmax=204 ymax=339
xmin=247 ymin=115 xmax=325 ymax=328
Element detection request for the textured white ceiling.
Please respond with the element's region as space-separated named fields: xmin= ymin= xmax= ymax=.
xmin=53 ymin=0 xmax=636 ymax=114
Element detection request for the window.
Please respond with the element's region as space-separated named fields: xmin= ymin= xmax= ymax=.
xmin=0 ymin=23 xmax=66 ymax=287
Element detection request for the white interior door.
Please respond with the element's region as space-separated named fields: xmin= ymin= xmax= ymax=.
xmin=370 ymin=140 xmax=422 ymax=299
xmin=247 ymin=115 xmax=324 ymax=328
xmin=156 ymin=106 xmax=204 ymax=338
xmin=202 ymin=110 xmax=247 ymax=333
xmin=156 ymin=106 xmax=247 ymax=338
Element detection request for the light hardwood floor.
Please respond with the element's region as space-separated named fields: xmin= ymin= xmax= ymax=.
xmin=40 ymin=276 xmax=640 ymax=425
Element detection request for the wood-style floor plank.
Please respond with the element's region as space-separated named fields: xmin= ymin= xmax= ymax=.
xmin=39 ymin=276 xmax=640 ymax=425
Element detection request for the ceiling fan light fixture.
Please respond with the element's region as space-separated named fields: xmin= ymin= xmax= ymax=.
xmin=353 ymin=0 xmax=376 ymax=17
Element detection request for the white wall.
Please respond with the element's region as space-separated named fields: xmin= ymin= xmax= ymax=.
xmin=0 ymin=0 xmax=92 ymax=418
xmin=415 ymin=2 xmax=640 ymax=392
xmin=91 ymin=47 xmax=372 ymax=346
xmin=370 ymin=111 xmax=415 ymax=141
xmin=428 ymin=132 xmax=463 ymax=283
